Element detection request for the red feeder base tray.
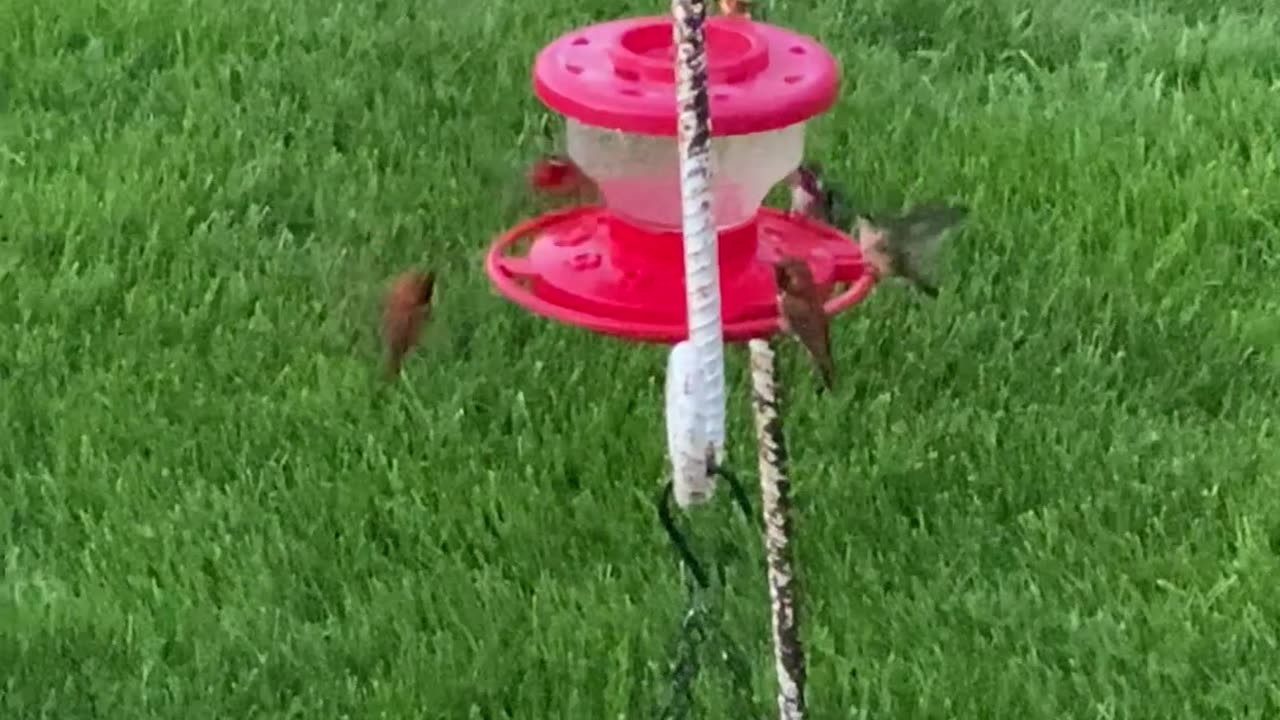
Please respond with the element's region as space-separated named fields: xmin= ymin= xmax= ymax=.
xmin=485 ymin=207 xmax=876 ymax=344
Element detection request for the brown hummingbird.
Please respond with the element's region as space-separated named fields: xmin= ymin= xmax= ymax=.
xmin=382 ymin=270 xmax=435 ymax=379
xmin=786 ymin=163 xmax=856 ymax=229
xmin=774 ymin=257 xmax=835 ymax=392
xmin=853 ymin=204 xmax=968 ymax=298
xmin=719 ymin=0 xmax=757 ymax=19
xmin=528 ymin=154 xmax=597 ymax=201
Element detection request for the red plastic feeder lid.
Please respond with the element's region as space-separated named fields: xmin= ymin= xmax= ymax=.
xmin=533 ymin=16 xmax=839 ymax=136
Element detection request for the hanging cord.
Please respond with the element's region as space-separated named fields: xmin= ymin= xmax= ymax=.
xmin=749 ymin=338 xmax=807 ymax=720
xmin=655 ymin=463 xmax=758 ymax=719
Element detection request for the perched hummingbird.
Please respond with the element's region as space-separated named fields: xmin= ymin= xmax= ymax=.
xmin=853 ymin=204 xmax=968 ymax=298
xmin=774 ymin=257 xmax=835 ymax=392
xmin=786 ymin=163 xmax=856 ymax=229
xmin=528 ymin=154 xmax=596 ymax=201
xmin=382 ymin=270 xmax=435 ymax=379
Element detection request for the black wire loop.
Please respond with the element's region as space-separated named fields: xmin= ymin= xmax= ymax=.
xmin=654 ymin=462 xmax=759 ymax=719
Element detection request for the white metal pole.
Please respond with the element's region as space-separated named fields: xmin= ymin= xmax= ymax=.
xmin=749 ymin=337 xmax=807 ymax=720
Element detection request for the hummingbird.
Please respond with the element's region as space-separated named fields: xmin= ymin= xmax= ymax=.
xmin=774 ymin=257 xmax=835 ymax=392
xmin=719 ymin=0 xmax=762 ymax=20
xmin=785 ymin=163 xmax=857 ymax=229
xmin=853 ymin=204 xmax=968 ymax=298
xmin=528 ymin=154 xmax=597 ymax=201
xmin=382 ymin=270 xmax=435 ymax=379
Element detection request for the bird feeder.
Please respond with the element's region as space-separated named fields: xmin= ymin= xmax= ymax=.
xmin=486 ymin=15 xmax=875 ymax=343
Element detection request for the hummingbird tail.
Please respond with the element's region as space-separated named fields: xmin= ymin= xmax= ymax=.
xmin=385 ymin=349 xmax=405 ymax=380
xmin=815 ymin=355 xmax=836 ymax=393
xmin=915 ymin=280 xmax=940 ymax=298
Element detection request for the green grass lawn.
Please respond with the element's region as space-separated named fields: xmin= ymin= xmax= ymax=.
xmin=3 ymin=0 xmax=1280 ymax=716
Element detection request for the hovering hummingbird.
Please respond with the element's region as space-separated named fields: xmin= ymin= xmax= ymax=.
xmin=853 ymin=204 xmax=968 ymax=298
xmin=382 ymin=270 xmax=435 ymax=379
xmin=528 ymin=154 xmax=597 ymax=201
xmin=785 ymin=163 xmax=856 ymax=229
xmin=774 ymin=257 xmax=835 ymax=392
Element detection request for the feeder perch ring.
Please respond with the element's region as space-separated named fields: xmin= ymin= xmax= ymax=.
xmin=485 ymin=206 xmax=877 ymax=344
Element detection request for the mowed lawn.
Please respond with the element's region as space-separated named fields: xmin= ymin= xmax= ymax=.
xmin=3 ymin=0 xmax=1280 ymax=716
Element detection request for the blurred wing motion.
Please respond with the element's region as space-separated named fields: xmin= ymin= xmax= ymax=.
xmin=382 ymin=270 xmax=435 ymax=379
xmin=855 ymin=204 xmax=968 ymax=298
xmin=774 ymin=258 xmax=835 ymax=392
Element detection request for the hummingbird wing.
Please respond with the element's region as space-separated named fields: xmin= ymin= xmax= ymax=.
xmin=824 ymin=184 xmax=860 ymax=230
xmin=882 ymin=204 xmax=968 ymax=296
